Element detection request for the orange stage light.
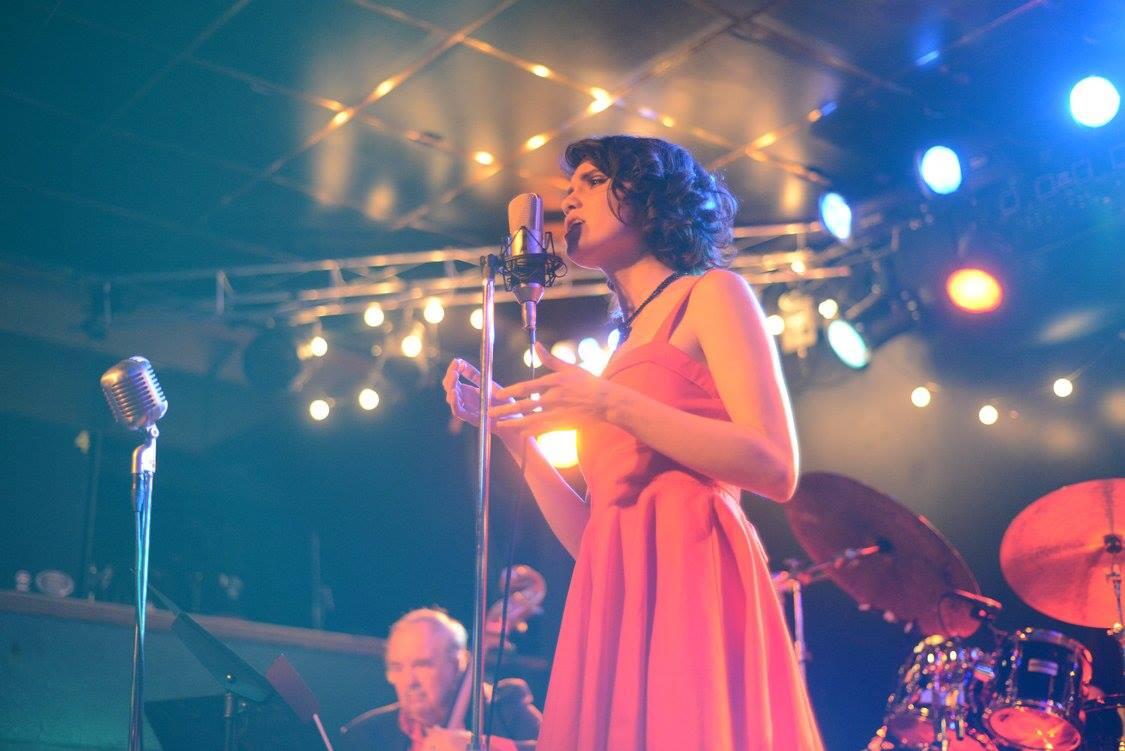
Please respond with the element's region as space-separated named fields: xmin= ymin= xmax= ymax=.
xmin=946 ymin=267 xmax=1003 ymax=313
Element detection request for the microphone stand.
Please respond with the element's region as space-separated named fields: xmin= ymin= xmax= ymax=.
xmin=470 ymin=254 xmax=502 ymax=751
xmin=129 ymin=425 xmax=158 ymax=751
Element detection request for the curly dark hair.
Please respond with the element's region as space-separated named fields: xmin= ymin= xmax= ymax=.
xmin=562 ymin=135 xmax=738 ymax=274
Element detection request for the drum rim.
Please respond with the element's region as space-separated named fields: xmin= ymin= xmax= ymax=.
xmin=1013 ymin=627 xmax=1093 ymax=662
xmin=984 ymin=700 xmax=1085 ymax=748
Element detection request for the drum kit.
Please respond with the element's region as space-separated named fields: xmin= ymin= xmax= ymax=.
xmin=778 ymin=472 xmax=1125 ymax=751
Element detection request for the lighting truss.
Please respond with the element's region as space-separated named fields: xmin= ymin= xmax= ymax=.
xmin=92 ymin=222 xmax=855 ymax=328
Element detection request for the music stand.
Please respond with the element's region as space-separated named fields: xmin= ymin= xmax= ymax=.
xmin=145 ymin=587 xmax=327 ymax=751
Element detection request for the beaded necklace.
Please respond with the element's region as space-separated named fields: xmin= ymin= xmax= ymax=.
xmin=615 ymin=271 xmax=684 ymax=343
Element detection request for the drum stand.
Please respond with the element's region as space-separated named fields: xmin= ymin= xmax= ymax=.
xmin=1105 ymin=550 xmax=1125 ymax=678
xmin=773 ymin=545 xmax=883 ymax=682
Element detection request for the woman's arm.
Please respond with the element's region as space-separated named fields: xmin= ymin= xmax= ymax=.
xmin=492 ymin=269 xmax=798 ymax=502
xmin=607 ymin=270 xmax=799 ymax=501
xmin=499 ymin=433 xmax=589 ymax=557
xmin=442 ymin=359 xmax=589 ymax=557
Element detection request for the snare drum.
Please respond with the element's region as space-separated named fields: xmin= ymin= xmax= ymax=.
xmin=884 ymin=635 xmax=994 ymax=750
xmin=983 ymin=627 xmax=1091 ymax=751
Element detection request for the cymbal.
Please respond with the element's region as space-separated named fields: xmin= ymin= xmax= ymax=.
xmin=786 ymin=472 xmax=982 ymax=637
xmin=1000 ymin=478 xmax=1125 ymax=628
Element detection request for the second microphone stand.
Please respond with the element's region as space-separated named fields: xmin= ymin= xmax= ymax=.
xmin=129 ymin=425 xmax=158 ymax=751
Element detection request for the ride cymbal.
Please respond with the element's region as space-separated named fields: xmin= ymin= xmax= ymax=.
xmin=1000 ymin=478 xmax=1125 ymax=628
xmin=787 ymin=472 xmax=983 ymax=637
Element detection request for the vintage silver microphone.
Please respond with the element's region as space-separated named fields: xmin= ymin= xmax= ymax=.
xmin=502 ymin=193 xmax=564 ymax=332
xmin=100 ymin=356 xmax=166 ymax=751
xmin=101 ymin=356 xmax=168 ymax=433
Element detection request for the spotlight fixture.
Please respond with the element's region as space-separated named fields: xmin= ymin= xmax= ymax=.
xmin=1070 ymin=76 xmax=1120 ymax=128
xmin=827 ymin=290 xmax=921 ymax=370
xmin=818 ymin=192 xmax=853 ymax=242
xmin=946 ymin=267 xmax=1003 ymax=314
xmin=917 ymin=145 xmax=963 ymax=195
xmin=537 ymin=430 xmax=579 ymax=468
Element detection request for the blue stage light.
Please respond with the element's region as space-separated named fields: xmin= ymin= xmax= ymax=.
xmin=818 ymin=192 xmax=852 ymax=242
xmin=918 ymin=146 xmax=963 ymax=195
xmin=826 ymin=319 xmax=870 ymax=369
xmin=1070 ymin=76 xmax=1120 ymax=128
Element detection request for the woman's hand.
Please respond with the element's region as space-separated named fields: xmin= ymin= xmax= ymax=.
xmin=442 ymin=358 xmax=516 ymax=433
xmin=490 ymin=343 xmax=630 ymax=434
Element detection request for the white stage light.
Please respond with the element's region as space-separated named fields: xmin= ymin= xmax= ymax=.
xmin=818 ymin=192 xmax=852 ymax=242
xmin=1070 ymin=76 xmax=1120 ymax=128
xmin=918 ymin=146 xmax=963 ymax=195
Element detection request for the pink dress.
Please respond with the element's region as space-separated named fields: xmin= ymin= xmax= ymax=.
xmin=536 ymin=277 xmax=825 ymax=751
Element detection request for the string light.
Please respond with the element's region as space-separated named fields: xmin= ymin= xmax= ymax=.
xmin=911 ymin=386 xmax=932 ymax=408
xmin=523 ymin=347 xmax=543 ymax=369
xmin=358 ymin=388 xmax=381 ymax=411
xmin=978 ymin=404 xmax=999 ymax=426
xmin=309 ymin=335 xmax=328 ymax=357
xmin=525 ymin=133 xmax=548 ymax=151
xmin=550 ymin=341 xmax=577 ymax=364
xmin=1053 ymin=378 xmax=1074 ymax=398
xmin=364 ymin=303 xmax=385 ymax=327
xmin=473 ymin=151 xmax=495 ymax=166
xmin=309 ymin=399 xmax=331 ymax=421
xmin=818 ymin=299 xmax=839 ymax=319
xmin=423 ymin=298 xmax=445 ymax=324
xmin=766 ymin=314 xmax=785 ymax=336
xmin=401 ymin=332 xmax=423 ymax=358
xmin=530 ymin=64 xmax=551 ymax=78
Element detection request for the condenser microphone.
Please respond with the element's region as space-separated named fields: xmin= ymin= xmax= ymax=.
xmin=506 ymin=193 xmax=547 ymax=331
xmin=100 ymin=356 xmax=168 ymax=431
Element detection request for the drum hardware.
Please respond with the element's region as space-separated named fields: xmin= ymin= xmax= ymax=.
xmin=786 ymin=475 xmax=1125 ymax=750
xmin=773 ymin=545 xmax=884 ymax=680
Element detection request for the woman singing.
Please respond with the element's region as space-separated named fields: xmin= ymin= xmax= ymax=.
xmin=443 ymin=135 xmax=823 ymax=751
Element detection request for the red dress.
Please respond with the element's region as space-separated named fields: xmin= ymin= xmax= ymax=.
xmin=536 ymin=277 xmax=825 ymax=751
